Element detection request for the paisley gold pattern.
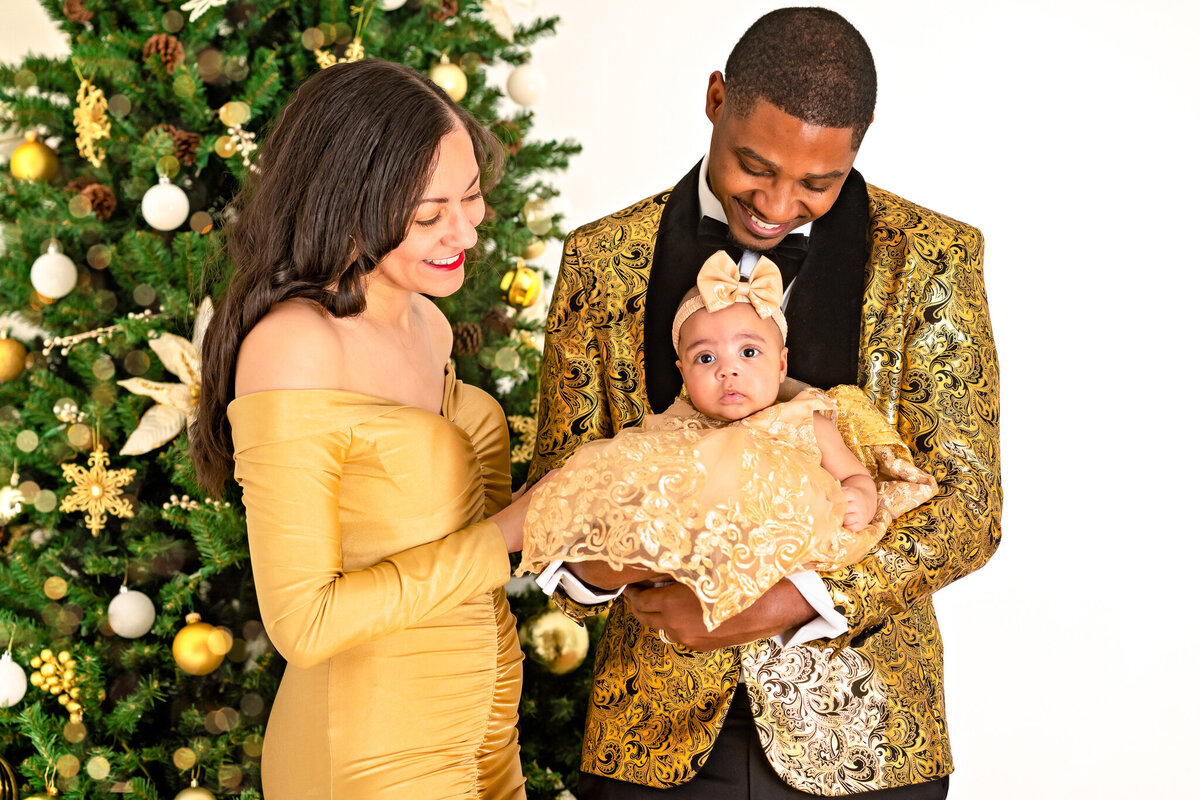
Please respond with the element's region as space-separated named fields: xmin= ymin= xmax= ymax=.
xmin=530 ymin=184 xmax=1001 ymax=794
xmin=520 ymin=388 xmax=935 ymax=631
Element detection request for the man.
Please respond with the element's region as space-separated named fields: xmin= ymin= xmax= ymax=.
xmin=527 ymin=7 xmax=1001 ymax=799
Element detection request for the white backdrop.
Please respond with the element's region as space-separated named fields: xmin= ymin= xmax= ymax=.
xmin=5 ymin=1 xmax=1199 ymax=797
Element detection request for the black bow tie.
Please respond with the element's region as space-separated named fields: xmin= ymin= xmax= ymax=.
xmin=696 ymin=215 xmax=808 ymax=285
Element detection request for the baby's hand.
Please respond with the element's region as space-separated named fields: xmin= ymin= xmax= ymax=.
xmin=841 ymin=475 xmax=878 ymax=533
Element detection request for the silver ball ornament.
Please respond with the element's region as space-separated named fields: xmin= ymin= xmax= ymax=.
xmin=30 ymin=242 xmax=77 ymax=300
xmin=108 ymin=586 xmax=156 ymax=638
xmin=0 ymin=651 xmax=27 ymax=707
xmin=141 ymin=175 xmax=190 ymax=231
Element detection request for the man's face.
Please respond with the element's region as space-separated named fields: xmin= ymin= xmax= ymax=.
xmin=705 ymin=73 xmax=860 ymax=251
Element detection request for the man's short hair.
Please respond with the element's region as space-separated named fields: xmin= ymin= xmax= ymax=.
xmin=724 ymin=7 xmax=877 ymax=149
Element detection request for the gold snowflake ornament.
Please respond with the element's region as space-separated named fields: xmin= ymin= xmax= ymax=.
xmin=74 ymin=77 xmax=111 ymax=168
xmin=117 ymin=298 xmax=211 ymax=455
xmin=60 ymin=446 xmax=136 ymax=537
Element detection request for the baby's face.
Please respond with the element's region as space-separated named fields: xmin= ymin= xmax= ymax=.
xmin=675 ymin=302 xmax=787 ymax=422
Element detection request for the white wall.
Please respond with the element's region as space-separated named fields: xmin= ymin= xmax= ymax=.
xmin=6 ymin=1 xmax=1199 ymax=796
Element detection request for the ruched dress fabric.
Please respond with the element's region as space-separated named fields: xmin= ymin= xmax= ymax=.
xmin=519 ymin=386 xmax=938 ymax=631
xmin=229 ymin=364 xmax=525 ymax=800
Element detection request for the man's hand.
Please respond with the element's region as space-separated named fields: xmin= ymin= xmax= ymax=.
xmin=567 ymin=561 xmax=670 ymax=591
xmin=624 ymin=579 xmax=818 ymax=651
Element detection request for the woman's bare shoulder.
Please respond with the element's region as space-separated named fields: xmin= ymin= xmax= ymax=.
xmin=235 ymin=299 xmax=343 ymax=395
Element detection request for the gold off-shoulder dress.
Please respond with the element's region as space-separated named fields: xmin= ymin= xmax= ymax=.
xmin=228 ymin=364 xmax=525 ymax=800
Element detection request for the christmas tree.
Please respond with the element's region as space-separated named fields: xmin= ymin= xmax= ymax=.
xmin=0 ymin=1 xmax=590 ymax=797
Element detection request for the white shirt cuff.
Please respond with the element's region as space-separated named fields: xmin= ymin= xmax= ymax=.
xmin=772 ymin=571 xmax=848 ymax=648
xmin=536 ymin=560 xmax=625 ymax=605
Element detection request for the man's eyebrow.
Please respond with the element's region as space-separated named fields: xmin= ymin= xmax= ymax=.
xmin=734 ymin=146 xmax=845 ymax=180
xmin=418 ymin=171 xmax=481 ymax=204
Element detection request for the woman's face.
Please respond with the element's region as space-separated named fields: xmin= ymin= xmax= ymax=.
xmin=372 ymin=125 xmax=485 ymax=298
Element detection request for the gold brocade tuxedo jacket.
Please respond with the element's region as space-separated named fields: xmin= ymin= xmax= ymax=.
xmin=527 ymin=165 xmax=1001 ymax=796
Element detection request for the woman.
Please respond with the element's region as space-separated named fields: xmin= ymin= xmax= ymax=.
xmin=191 ymin=60 xmax=530 ymax=799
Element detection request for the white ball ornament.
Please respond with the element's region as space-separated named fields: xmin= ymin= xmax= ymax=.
xmin=141 ymin=174 xmax=190 ymax=231
xmin=30 ymin=242 xmax=77 ymax=300
xmin=108 ymin=585 xmax=157 ymax=638
xmin=0 ymin=650 xmax=27 ymax=708
xmin=506 ymin=63 xmax=546 ymax=107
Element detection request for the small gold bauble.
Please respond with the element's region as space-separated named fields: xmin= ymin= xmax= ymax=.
xmin=9 ymin=131 xmax=59 ymax=182
xmin=519 ymin=606 xmax=589 ymax=675
xmin=172 ymin=613 xmax=224 ymax=676
xmin=522 ymin=238 xmax=546 ymax=260
xmin=520 ymin=197 xmax=553 ymax=236
xmin=174 ymin=781 xmax=216 ymax=800
xmin=499 ymin=262 xmax=542 ymax=309
xmin=213 ymin=135 xmax=238 ymax=159
xmin=428 ymin=56 xmax=468 ymax=102
xmin=0 ymin=333 xmax=27 ymax=382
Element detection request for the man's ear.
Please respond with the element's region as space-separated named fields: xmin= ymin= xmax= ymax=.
xmin=705 ymin=71 xmax=726 ymax=124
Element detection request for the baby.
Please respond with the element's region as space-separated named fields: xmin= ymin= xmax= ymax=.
xmin=519 ymin=253 xmax=936 ymax=630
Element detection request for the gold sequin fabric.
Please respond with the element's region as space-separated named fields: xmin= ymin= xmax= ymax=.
xmin=531 ymin=184 xmax=1001 ymax=794
xmin=519 ymin=389 xmax=935 ymax=631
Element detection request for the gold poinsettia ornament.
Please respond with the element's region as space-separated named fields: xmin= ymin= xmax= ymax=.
xmin=60 ymin=443 xmax=136 ymax=537
xmin=117 ymin=298 xmax=212 ymax=456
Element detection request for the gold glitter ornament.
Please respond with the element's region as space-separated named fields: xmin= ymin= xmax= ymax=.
xmin=9 ymin=132 xmax=58 ymax=182
xmin=428 ymin=55 xmax=468 ymax=102
xmin=0 ymin=332 xmax=26 ymax=382
xmin=73 ymin=75 xmax=111 ymax=168
xmin=172 ymin=613 xmax=224 ymax=675
xmin=58 ymin=443 xmax=136 ymax=537
xmin=499 ymin=261 xmax=542 ymax=308
xmin=519 ymin=606 xmax=589 ymax=675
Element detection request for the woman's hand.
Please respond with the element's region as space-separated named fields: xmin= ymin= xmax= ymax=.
xmin=490 ymin=469 xmax=560 ymax=553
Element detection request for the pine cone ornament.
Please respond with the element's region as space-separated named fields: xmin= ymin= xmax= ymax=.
xmin=63 ymin=0 xmax=93 ymax=23
xmin=81 ymin=183 xmax=116 ymax=219
xmin=65 ymin=176 xmax=98 ymax=194
xmin=452 ymin=321 xmax=483 ymax=356
xmin=143 ymin=34 xmax=185 ymax=74
xmin=481 ymin=306 xmax=515 ymax=336
xmin=493 ymin=120 xmax=522 ymax=156
xmin=157 ymin=124 xmax=201 ymax=165
xmin=432 ymin=0 xmax=458 ymax=22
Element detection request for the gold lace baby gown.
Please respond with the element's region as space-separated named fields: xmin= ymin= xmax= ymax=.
xmin=519 ymin=386 xmax=937 ymax=631
xmin=229 ymin=364 xmax=525 ymax=800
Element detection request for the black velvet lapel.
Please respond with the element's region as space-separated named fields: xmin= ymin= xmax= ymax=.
xmin=644 ymin=162 xmax=869 ymax=413
xmin=784 ymin=168 xmax=869 ymax=389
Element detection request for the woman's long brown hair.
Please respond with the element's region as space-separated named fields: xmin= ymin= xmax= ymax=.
xmin=190 ymin=59 xmax=503 ymax=493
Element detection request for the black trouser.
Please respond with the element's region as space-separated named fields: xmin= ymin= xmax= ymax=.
xmin=578 ymin=684 xmax=950 ymax=799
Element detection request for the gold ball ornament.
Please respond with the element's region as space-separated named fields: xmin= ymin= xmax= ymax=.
xmin=0 ymin=332 xmax=27 ymax=382
xmin=428 ymin=55 xmax=468 ymax=103
xmin=174 ymin=781 xmax=216 ymax=800
xmin=499 ymin=260 xmax=542 ymax=309
xmin=9 ymin=132 xmax=59 ymax=182
xmin=519 ymin=606 xmax=589 ymax=675
xmin=520 ymin=197 xmax=553 ymax=236
xmin=172 ymin=613 xmax=224 ymax=675
xmin=522 ymin=238 xmax=546 ymax=260
xmin=0 ymin=755 xmax=18 ymax=800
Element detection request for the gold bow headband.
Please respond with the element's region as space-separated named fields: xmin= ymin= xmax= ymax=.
xmin=671 ymin=251 xmax=789 ymax=351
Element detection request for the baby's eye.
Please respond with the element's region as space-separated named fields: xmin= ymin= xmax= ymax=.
xmin=697 ymin=354 xmax=715 ymax=364
xmin=740 ymin=347 xmax=760 ymax=358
